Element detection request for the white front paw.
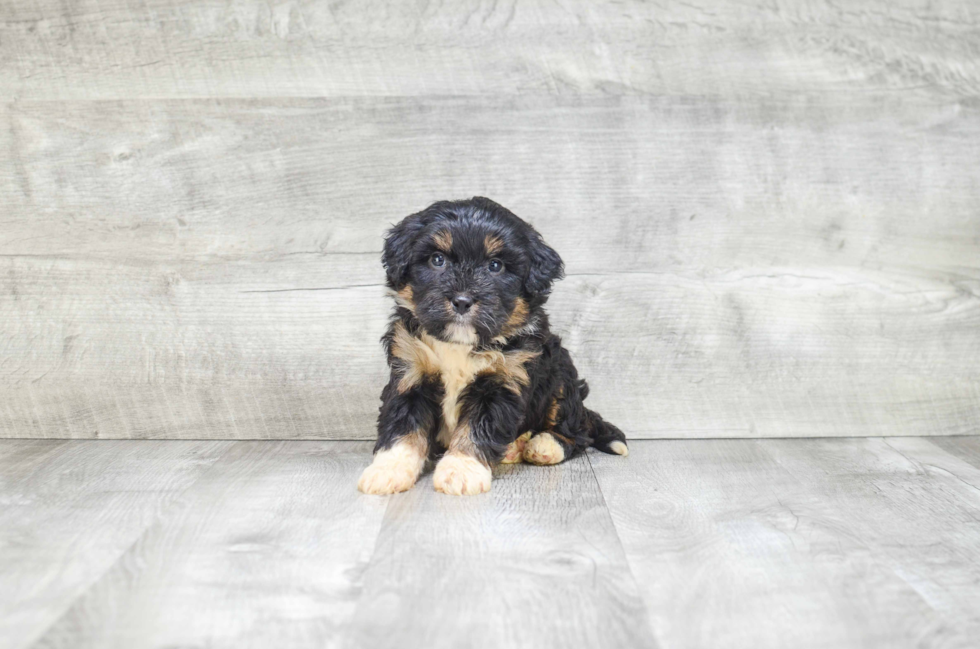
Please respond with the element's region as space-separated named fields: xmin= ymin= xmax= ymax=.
xmin=357 ymin=443 xmax=425 ymax=494
xmin=357 ymin=462 xmax=418 ymax=495
xmin=433 ymin=453 xmax=492 ymax=496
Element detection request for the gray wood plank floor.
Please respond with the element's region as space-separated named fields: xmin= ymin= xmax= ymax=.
xmin=2 ymin=438 xmax=980 ymax=649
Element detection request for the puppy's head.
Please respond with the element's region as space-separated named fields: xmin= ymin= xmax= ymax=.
xmin=382 ymin=197 xmax=563 ymax=345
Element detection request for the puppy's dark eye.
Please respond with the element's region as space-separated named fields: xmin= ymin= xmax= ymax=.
xmin=488 ymin=259 xmax=503 ymax=273
xmin=430 ymin=252 xmax=446 ymax=268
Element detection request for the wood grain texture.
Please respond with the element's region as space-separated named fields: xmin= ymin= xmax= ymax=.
xmin=2 ymin=93 xmax=978 ymax=439
xmin=1 ymin=1 xmax=979 ymax=440
xmin=1 ymin=0 xmax=978 ymax=100
xmin=4 ymin=438 xmax=980 ymax=648
xmin=345 ymin=458 xmax=656 ymax=649
xmin=18 ymin=441 xmax=388 ymax=649
xmin=0 ymin=439 xmax=234 ymax=649
xmin=0 ymin=439 xmax=654 ymax=649
xmin=590 ymin=438 xmax=980 ymax=649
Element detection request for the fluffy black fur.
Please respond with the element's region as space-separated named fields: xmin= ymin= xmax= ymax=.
xmin=375 ymin=196 xmax=627 ymax=464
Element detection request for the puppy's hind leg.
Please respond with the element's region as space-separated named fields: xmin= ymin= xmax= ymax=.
xmin=522 ymin=431 xmax=574 ymax=465
xmin=500 ymin=431 xmax=531 ymax=464
xmin=522 ymin=394 xmax=576 ymax=466
xmin=586 ymin=408 xmax=629 ymax=457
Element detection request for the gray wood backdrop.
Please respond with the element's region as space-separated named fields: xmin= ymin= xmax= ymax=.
xmin=1 ymin=0 xmax=978 ymax=440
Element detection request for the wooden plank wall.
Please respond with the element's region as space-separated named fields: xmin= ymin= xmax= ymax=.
xmin=1 ymin=1 xmax=978 ymax=440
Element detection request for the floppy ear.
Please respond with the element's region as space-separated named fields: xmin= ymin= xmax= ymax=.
xmin=524 ymin=229 xmax=564 ymax=297
xmin=382 ymin=213 xmax=427 ymax=288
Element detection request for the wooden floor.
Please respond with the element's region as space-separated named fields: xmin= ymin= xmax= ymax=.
xmin=2 ymin=438 xmax=980 ymax=649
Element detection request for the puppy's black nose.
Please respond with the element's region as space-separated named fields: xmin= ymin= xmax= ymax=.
xmin=451 ymin=295 xmax=474 ymax=314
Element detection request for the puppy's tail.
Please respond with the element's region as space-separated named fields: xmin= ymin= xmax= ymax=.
xmin=585 ymin=408 xmax=629 ymax=457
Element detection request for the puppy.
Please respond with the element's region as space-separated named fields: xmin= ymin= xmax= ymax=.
xmin=358 ymin=197 xmax=628 ymax=496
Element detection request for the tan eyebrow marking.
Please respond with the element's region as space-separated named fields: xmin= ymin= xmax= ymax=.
xmin=432 ymin=230 xmax=453 ymax=252
xmin=484 ymin=235 xmax=504 ymax=256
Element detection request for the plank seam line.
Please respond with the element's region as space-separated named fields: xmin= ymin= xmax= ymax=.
xmin=584 ymin=450 xmax=660 ymax=647
xmin=240 ymin=283 xmax=384 ymax=293
xmin=336 ymin=466 xmax=398 ymax=647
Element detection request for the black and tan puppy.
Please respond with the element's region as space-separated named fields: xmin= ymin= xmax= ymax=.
xmin=358 ymin=197 xmax=628 ymax=496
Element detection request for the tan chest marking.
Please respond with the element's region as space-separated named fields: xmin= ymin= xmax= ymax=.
xmin=389 ymin=322 xmax=539 ymax=447
xmin=427 ymin=337 xmax=488 ymax=446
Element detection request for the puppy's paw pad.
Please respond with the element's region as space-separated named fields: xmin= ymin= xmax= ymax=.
xmin=500 ymin=431 xmax=532 ymax=464
xmin=357 ymin=461 xmax=418 ymax=495
xmin=523 ymin=433 xmax=565 ymax=466
xmin=608 ymin=441 xmax=629 ymax=457
xmin=433 ymin=454 xmax=492 ymax=496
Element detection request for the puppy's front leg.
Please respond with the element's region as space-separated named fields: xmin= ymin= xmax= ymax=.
xmin=358 ymin=378 xmax=438 ymax=495
xmin=433 ymin=375 xmax=522 ymax=496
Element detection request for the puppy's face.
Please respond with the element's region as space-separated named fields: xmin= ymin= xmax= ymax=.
xmin=382 ymin=197 xmax=564 ymax=345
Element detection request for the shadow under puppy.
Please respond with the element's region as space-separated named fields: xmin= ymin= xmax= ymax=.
xmin=358 ymin=197 xmax=628 ymax=496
